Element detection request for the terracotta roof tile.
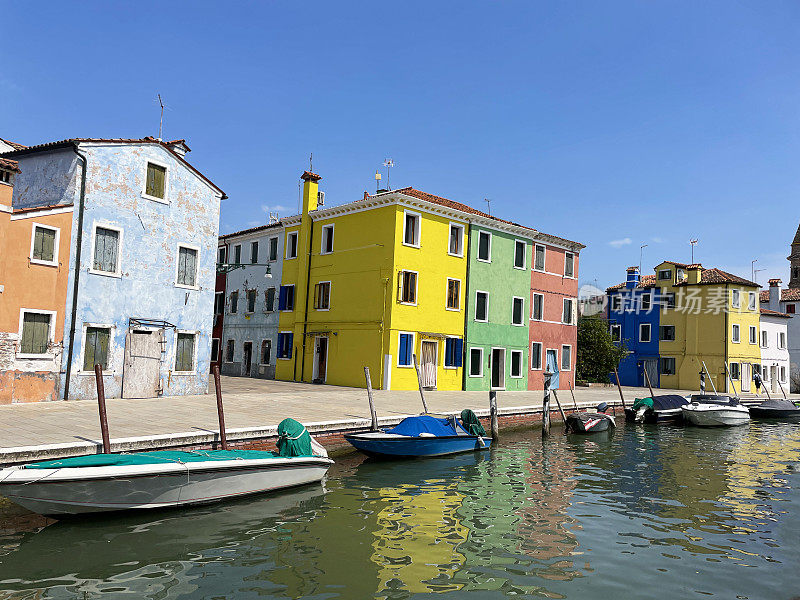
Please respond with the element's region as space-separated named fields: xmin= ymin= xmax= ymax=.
xmin=0 ymin=157 xmax=20 ymax=173
xmin=760 ymin=308 xmax=793 ymax=318
xmin=219 ymin=222 xmax=282 ymax=240
xmin=0 ymin=138 xmax=26 ymax=151
xmin=606 ymin=273 xmax=656 ymax=291
xmin=674 ymin=267 xmax=758 ymax=287
xmin=12 ymin=203 xmax=73 ymax=214
xmin=757 ymin=288 xmax=800 ymax=304
xmin=301 ymin=171 xmax=322 ymax=182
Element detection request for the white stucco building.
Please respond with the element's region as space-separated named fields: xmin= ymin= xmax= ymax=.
xmin=758 ymin=306 xmax=791 ymax=395
xmin=761 ymin=277 xmax=799 ymax=392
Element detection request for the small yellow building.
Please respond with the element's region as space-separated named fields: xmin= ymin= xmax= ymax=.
xmin=655 ymin=261 xmax=761 ymax=393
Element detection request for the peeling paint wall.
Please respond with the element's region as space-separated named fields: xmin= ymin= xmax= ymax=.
xmin=11 ymin=149 xmax=79 ymax=209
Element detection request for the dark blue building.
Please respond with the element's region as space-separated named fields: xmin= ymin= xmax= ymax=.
xmin=606 ymin=267 xmax=660 ymax=388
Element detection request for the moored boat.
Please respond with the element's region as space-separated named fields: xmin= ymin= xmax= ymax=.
xmin=566 ymin=403 xmax=615 ymax=434
xmin=749 ymin=398 xmax=800 ymax=421
xmin=625 ymin=395 xmax=689 ymax=424
xmin=681 ymin=395 xmax=750 ymax=427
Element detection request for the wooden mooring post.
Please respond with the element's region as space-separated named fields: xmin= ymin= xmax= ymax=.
xmin=489 ymin=390 xmax=499 ymax=440
xmin=364 ymin=367 xmax=379 ymax=431
xmin=412 ymin=353 xmax=430 ymax=414
xmin=542 ymin=369 xmax=552 ymax=437
xmin=552 ymin=390 xmax=568 ymax=433
xmin=94 ymin=364 xmax=111 ymax=454
xmin=212 ymin=365 xmax=229 ymax=450
xmin=612 ymin=365 xmax=627 ymax=411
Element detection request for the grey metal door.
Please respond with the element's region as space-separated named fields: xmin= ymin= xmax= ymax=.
xmin=122 ymin=329 xmax=162 ymax=398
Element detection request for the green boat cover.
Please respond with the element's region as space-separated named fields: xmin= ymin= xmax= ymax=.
xmin=23 ymin=449 xmax=285 ymax=470
xmin=460 ymin=409 xmax=486 ymax=437
xmin=632 ymin=397 xmax=654 ymax=411
xmin=276 ymin=418 xmax=313 ymax=457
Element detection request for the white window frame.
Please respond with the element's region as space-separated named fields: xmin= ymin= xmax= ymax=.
xmin=29 ymin=222 xmax=60 ymax=267
xmin=214 ymin=291 xmax=225 ymax=315
xmin=277 ymin=331 xmax=293 ymax=360
xmin=779 ymin=331 xmax=786 ymax=349
xmin=531 ymin=293 xmax=544 ymax=321
xmin=320 ymin=224 xmax=335 ymax=255
xmin=661 ymin=356 xmax=676 ymax=375
xmin=77 ymin=322 xmax=116 ymax=374
xmin=175 ymin=243 xmax=201 ymax=290
xmin=475 ymin=290 xmax=489 ymax=322
xmin=562 ymin=298 xmax=575 ymax=325
xmin=173 ymin=330 xmax=199 ymax=374
xmin=315 ymin=280 xmax=332 ymax=311
xmin=233 ymin=243 xmax=242 ymax=265
xmin=477 ymin=231 xmax=492 ymax=263
xmin=17 ymin=308 xmax=57 ymax=359
xmin=534 ymin=244 xmax=546 ymax=272
xmin=399 ymin=270 xmax=419 ymax=306
xmin=748 ymin=292 xmax=756 ymax=311
xmin=259 ymin=338 xmax=272 ymax=366
xmin=512 ymin=296 xmax=525 ymax=326
xmin=610 ymin=324 xmax=621 ymax=342
xmin=732 ymin=323 xmax=740 ymax=343
xmin=657 ymin=269 xmax=672 ymax=281
xmin=469 ymin=347 xmax=484 ymax=377
xmin=731 ymin=289 xmax=740 ymax=308
xmin=729 ymin=361 xmax=740 ymax=380
xmin=448 ymin=222 xmax=465 ymax=257
xmin=89 ymin=222 xmax=123 ymax=278
xmin=513 ymin=239 xmax=527 ymax=270
xmin=561 ymin=344 xmax=572 ymax=371
xmin=397 ymin=331 xmax=416 ymax=368
xmin=761 ymin=330 xmax=768 ymax=348
xmin=443 ymin=336 xmax=461 ymax=370
xmin=446 ymin=278 xmax=461 ymax=311
xmin=217 ymin=246 xmax=227 ymax=264
xmin=285 ymin=231 xmax=299 ymax=259
xmin=245 ymin=288 xmax=258 ymax=314
xmin=564 ymin=252 xmax=575 ymax=278
xmin=402 ymin=210 xmax=421 ymax=248
xmin=510 ymin=350 xmax=523 ymax=378
xmin=530 ymin=341 xmax=543 ymax=370
xmin=141 ymin=157 xmax=170 ymax=204
xmin=280 ymin=284 xmax=296 ymax=312
xmin=268 ymin=236 xmax=279 ymax=262
xmin=749 ymin=326 xmax=757 ymax=345
xmin=639 ymin=323 xmax=651 ymax=343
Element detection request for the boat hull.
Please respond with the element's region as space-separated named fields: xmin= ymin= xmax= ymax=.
xmin=344 ymin=433 xmax=491 ymax=458
xmin=625 ymin=407 xmax=684 ymax=424
xmin=749 ymin=407 xmax=800 ymax=420
xmin=0 ymin=457 xmax=332 ymax=516
xmin=681 ymin=406 xmax=749 ymax=427
xmin=566 ymin=413 xmax=614 ymax=434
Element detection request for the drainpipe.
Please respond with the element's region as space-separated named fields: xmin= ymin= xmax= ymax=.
xmin=63 ymin=144 xmax=88 ymax=400
xmin=461 ymin=220 xmax=473 ymax=390
xmin=299 ymin=219 xmax=315 ymax=382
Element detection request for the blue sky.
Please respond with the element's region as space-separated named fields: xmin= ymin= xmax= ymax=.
xmin=4 ymin=2 xmax=800 ymax=291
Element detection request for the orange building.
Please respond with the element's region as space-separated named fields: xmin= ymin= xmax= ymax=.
xmin=0 ymin=155 xmax=73 ymax=403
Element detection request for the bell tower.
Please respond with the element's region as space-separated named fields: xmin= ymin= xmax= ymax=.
xmin=790 ymin=222 xmax=800 ymax=289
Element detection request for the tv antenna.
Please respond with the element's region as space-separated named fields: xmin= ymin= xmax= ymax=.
xmin=689 ymin=238 xmax=699 ymax=263
xmin=309 ymin=152 xmax=313 ymax=172
xmin=485 ymin=198 xmax=492 ymax=215
xmin=383 ymin=158 xmax=394 ymax=190
xmin=157 ymin=94 xmax=165 ymax=140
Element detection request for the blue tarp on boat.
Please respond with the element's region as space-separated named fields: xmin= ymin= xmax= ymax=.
xmin=386 ymin=415 xmax=458 ymax=437
xmin=651 ymin=395 xmax=689 ymax=410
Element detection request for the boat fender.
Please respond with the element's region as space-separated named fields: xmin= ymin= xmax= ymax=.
xmin=418 ymin=432 xmax=436 ymax=437
xmin=310 ymin=436 xmax=328 ymax=458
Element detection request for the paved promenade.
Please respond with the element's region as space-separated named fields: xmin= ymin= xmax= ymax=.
xmin=0 ymin=377 xmax=791 ymax=464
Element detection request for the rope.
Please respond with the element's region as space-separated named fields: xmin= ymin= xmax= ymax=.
xmin=278 ymin=425 xmax=308 ymax=441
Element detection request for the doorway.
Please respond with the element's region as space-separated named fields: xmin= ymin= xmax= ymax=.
xmin=771 ymin=365 xmax=778 ymax=393
xmin=313 ymin=336 xmax=328 ymax=384
xmin=243 ymin=342 xmax=253 ymax=377
xmin=741 ymin=363 xmax=751 ymax=392
xmin=642 ymin=359 xmax=658 ymax=389
xmin=122 ymin=328 xmax=163 ymax=398
xmin=420 ymin=340 xmax=438 ymax=389
xmin=491 ymin=348 xmax=505 ymax=390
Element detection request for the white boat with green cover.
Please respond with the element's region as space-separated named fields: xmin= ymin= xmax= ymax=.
xmin=0 ymin=419 xmax=332 ymax=517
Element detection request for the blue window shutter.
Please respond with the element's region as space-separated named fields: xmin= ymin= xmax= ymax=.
xmin=444 ymin=338 xmax=454 ymax=367
xmin=455 ymin=339 xmax=463 ymax=367
xmin=399 ymin=334 xmax=409 ymax=366
xmin=287 ymin=333 xmax=293 ymax=358
xmin=278 ymin=286 xmax=288 ymax=311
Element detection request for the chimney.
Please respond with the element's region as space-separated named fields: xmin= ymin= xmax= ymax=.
xmin=769 ymin=278 xmax=781 ymax=311
xmin=625 ymin=266 xmax=639 ymax=289
xmin=300 ymin=171 xmax=321 ymax=216
xmin=686 ymin=263 xmax=702 ymax=285
xmin=165 ymin=139 xmax=191 ymax=157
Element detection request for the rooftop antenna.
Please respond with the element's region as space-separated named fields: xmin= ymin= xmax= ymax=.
xmin=751 ymin=259 xmax=758 ymax=282
xmin=157 ymin=93 xmax=164 ymax=140
xmin=689 ymin=238 xmax=699 ymax=263
xmin=309 ymin=152 xmax=313 ymax=172
xmin=485 ymin=198 xmax=492 ymax=215
xmin=383 ymin=158 xmax=394 ymax=190
xmin=754 ymin=267 xmax=766 ymax=284
xmin=639 ymin=243 xmax=648 ymax=272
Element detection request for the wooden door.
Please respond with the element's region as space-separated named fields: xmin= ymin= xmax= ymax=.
xmin=122 ymin=329 xmax=162 ymax=398
xmin=491 ymin=348 xmax=505 ymax=390
xmin=314 ymin=336 xmax=328 ymax=383
xmin=243 ymin=342 xmax=253 ymax=376
xmin=741 ymin=363 xmax=751 ymax=392
xmin=420 ymin=340 xmax=438 ymax=389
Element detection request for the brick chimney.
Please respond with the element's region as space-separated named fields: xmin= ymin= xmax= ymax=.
xmin=625 ymin=266 xmax=639 ymax=289
xmin=769 ymin=278 xmax=781 ymax=311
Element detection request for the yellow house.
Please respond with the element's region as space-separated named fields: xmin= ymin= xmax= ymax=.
xmin=655 ymin=261 xmax=761 ymax=393
xmin=276 ymin=172 xmax=506 ymax=390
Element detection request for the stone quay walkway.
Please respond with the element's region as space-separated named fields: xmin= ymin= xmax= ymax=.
xmin=0 ymin=377 xmax=789 ymax=464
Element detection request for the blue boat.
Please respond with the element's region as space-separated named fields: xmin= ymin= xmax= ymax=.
xmin=344 ymin=413 xmax=492 ymax=458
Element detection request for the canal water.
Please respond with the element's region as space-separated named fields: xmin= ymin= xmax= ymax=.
xmin=0 ymin=421 xmax=799 ymax=599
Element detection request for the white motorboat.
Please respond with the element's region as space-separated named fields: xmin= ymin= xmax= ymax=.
xmin=681 ymin=395 xmax=750 ymax=427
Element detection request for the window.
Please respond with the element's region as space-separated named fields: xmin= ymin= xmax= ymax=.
xmin=781 ymin=366 xmax=787 ymax=382
xmin=534 ymin=244 xmax=545 ymax=271
xmin=660 ymin=325 xmax=676 ymax=341
xmin=18 ymin=311 xmax=52 ymax=357
xmin=562 ymin=298 xmax=575 ymax=324
xmin=30 ymin=224 xmax=58 ymax=265
xmin=448 ymin=224 xmax=464 ymax=256
xmin=611 ymin=295 xmax=622 ymax=312
xmin=639 ymin=323 xmax=651 ymax=343
xmin=761 ymin=330 xmax=768 ymax=347
xmin=787 ymin=303 xmax=796 ymax=314
xmin=144 ymin=162 xmax=166 ymax=200
xmin=469 ymin=347 xmax=484 ymax=377
xmin=226 ymin=340 xmax=235 ymax=362
xmin=660 ymin=357 xmax=676 ymax=375
xmin=444 ymin=338 xmax=464 ymax=368
xmin=641 ymin=293 xmax=651 ymax=311
xmin=403 ymin=211 xmax=420 ymax=247
xmin=610 ymin=324 xmax=621 ymax=342
xmin=662 ymin=293 xmax=676 ymax=309
xmin=250 ymin=241 xmax=259 ymax=264
xmin=561 ymin=345 xmax=571 ymax=371
xmin=314 ymin=281 xmax=331 ymax=310
xmin=564 ymin=252 xmax=575 ymax=277
xmin=732 ymin=324 xmax=740 ymax=343
xmin=748 ymin=292 xmax=756 ymax=311
xmin=514 ymin=240 xmax=526 ymax=269
xmin=246 ymin=289 xmax=257 ymax=313
xmin=512 ymin=297 xmax=524 ymax=326
xmin=530 ymin=342 xmax=542 ymax=370
xmin=176 ymin=245 xmax=199 ymax=288
xmin=510 ymin=350 xmax=523 ymax=377
xmin=260 ymin=339 xmax=272 ymax=365
xmin=82 ymin=325 xmax=109 ymax=369
xmin=277 ymin=332 xmax=293 ymax=359
xmin=762 ymin=366 xmax=769 ymax=381
xmin=211 ymin=338 xmax=220 ymax=362
xmin=265 ymin=287 xmax=276 ymax=312
xmin=0 ymin=170 xmax=13 ymax=184
xmin=175 ymin=333 xmax=196 ymax=372
xmin=399 ymin=271 xmax=417 ymax=304
xmin=214 ymin=292 xmax=225 ymax=315
xmin=477 ymin=231 xmax=491 ymax=262
xmin=658 ymin=269 xmax=672 ymax=281
xmin=779 ymin=332 xmax=786 ymax=349
xmin=731 ymin=289 xmax=740 ymax=308
xmin=231 ymin=291 xmax=242 ymax=314
xmin=234 ymin=244 xmax=242 ymax=265
xmin=218 ymin=246 xmax=227 ymax=264
xmin=398 ymin=333 xmax=414 ymax=367
xmin=749 ymin=326 xmax=757 ymax=345
xmin=475 ymin=291 xmax=489 ymax=322
xmin=531 ymin=293 xmax=543 ymax=321
xmin=91 ymin=225 xmax=121 ymax=275
xmin=447 ymin=279 xmax=461 ymax=310
xmin=286 ymin=231 xmax=298 ymax=259
xmin=321 ymin=224 xmax=334 ymax=254
xmin=279 ymin=285 xmax=295 ymax=311
xmin=730 ymin=362 xmax=740 ymax=380
xmin=268 ymin=237 xmax=279 ymax=261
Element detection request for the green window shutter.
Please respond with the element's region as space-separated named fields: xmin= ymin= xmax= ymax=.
xmin=21 ymin=313 xmax=50 ymax=354
xmin=186 ymin=248 xmax=196 ymax=286
xmin=176 ymin=333 xmax=194 ymax=371
xmin=146 ymin=163 xmax=166 ymax=199
xmin=41 ymin=227 xmax=55 ymax=262
xmin=94 ymin=227 xmax=119 ymax=272
xmin=83 ymin=327 xmax=110 ymax=370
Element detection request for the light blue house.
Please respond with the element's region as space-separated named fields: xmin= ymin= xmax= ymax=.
xmin=9 ymin=137 xmax=226 ymax=399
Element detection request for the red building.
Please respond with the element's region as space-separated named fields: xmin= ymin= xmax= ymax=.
xmin=528 ymin=233 xmax=583 ymax=390
xmin=211 ymin=242 xmax=228 ymax=372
